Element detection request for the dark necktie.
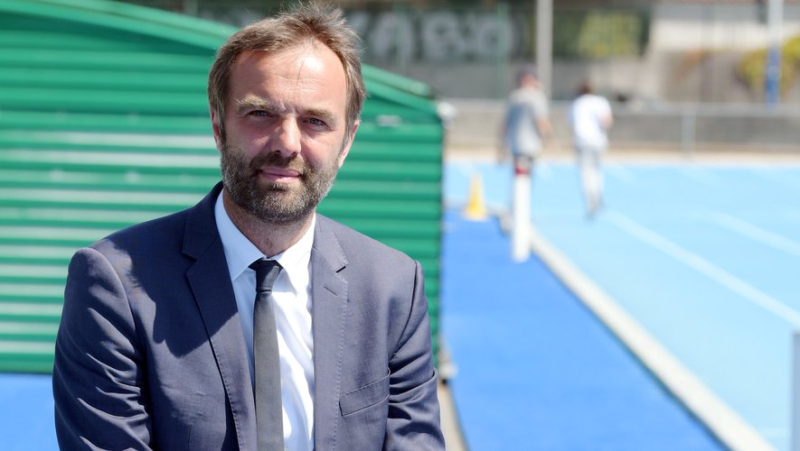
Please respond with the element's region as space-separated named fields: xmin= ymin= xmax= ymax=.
xmin=249 ymin=259 xmax=284 ymax=451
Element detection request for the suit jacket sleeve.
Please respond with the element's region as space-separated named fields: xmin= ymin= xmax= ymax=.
xmin=53 ymin=246 xmax=153 ymax=449
xmin=384 ymin=260 xmax=445 ymax=450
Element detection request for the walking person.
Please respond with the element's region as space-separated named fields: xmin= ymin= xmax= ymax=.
xmin=500 ymin=66 xmax=552 ymax=174
xmin=499 ymin=66 xmax=551 ymax=261
xmin=569 ymin=81 xmax=613 ymax=218
xmin=52 ymin=4 xmax=445 ymax=450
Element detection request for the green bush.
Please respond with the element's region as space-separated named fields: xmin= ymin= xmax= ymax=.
xmin=737 ymin=35 xmax=800 ymax=96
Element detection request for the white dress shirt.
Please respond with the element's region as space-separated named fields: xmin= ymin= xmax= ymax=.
xmin=215 ymin=193 xmax=315 ymax=451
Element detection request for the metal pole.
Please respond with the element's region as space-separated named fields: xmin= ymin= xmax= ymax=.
xmin=393 ymin=3 xmax=403 ymax=75
xmin=765 ymin=0 xmax=783 ymax=106
xmin=536 ymin=0 xmax=553 ymax=100
xmin=496 ymin=3 xmax=510 ymax=99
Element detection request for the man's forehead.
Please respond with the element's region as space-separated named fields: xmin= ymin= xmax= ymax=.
xmin=232 ymin=41 xmax=339 ymax=70
xmin=229 ymin=46 xmax=346 ymax=91
xmin=225 ymin=44 xmax=348 ymax=121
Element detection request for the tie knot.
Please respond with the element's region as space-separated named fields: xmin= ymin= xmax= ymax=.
xmin=250 ymin=259 xmax=283 ymax=295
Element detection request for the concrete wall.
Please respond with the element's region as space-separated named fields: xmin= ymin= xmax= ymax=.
xmin=360 ymin=3 xmax=800 ymax=104
xmin=194 ymin=2 xmax=800 ymax=103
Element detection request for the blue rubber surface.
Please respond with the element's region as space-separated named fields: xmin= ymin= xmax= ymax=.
xmin=441 ymin=211 xmax=724 ymax=450
xmin=0 ymin=212 xmax=725 ymax=451
xmin=2 ymin=160 xmax=795 ymax=450
xmin=445 ymin=160 xmax=800 ymax=451
xmin=0 ymin=373 xmax=56 ymax=450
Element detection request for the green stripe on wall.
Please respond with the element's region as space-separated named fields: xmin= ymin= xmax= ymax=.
xmin=0 ymin=0 xmax=443 ymax=373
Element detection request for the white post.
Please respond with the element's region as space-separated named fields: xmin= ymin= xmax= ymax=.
xmin=793 ymin=330 xmax=800 ymax=451
xmin=536 ymin=0 xmax=553 ymax=100
xmin=512 ymin=167 xmax=531 ymax=262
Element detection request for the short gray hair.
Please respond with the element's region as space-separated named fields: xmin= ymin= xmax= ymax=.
xmin=208 ymin=3 xmax=366 ymax=144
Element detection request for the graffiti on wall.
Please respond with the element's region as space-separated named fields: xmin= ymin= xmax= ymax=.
xmin=346 ymin=8 xmax=650 ymax=64
xmin=347 ymin=10 xmax=520 ymax=63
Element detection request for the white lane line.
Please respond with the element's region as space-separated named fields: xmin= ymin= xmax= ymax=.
xmin=605 ymin=163 xmax=634 ymax=184
xmin=680 ymin=166 xmax=718 ymax=185
xmin=453 ymin=162 xmax=476 ymax=179
xmin=752 ymin=168 xmax=800 ymax=190
xmin=525 ymin=221 xmax=775 ymax=451
xmin=710 ymin=213 xmax=800 ymax=259
xmin=607 ymin=212 xmax=800 ymax=328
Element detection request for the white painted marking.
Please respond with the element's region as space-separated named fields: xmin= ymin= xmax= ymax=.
xmin=605 ymin=163 xmax=634 ymax=184
xmin=758 ymin=426 xmax=787 ymax=439
xmin=793 ymin=331 xmax=800 ymax=451
xmin=753 ymin=168 xmax=800 ymax=190
xmin=680 ymin=166 xmax=717 ymax=185
xmin=711 ymin=213 xmax=800 ymax=258
xmin=454 ymin=162 xmax=475 ymax=179
xmin=525 ymin=221 xmax=776 ymax=451
xmin=607 ymin=212 xmax=800 ymax=328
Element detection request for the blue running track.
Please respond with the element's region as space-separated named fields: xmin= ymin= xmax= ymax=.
xmin=1 ymin=159 xmax=796 ymax=450
xmin=444 ymin=159 xmax=800 ymax=451
xmin=0 ymin=210 xmax=722 ymax=451
xmin=0 ymin=373 xmax=56 ymax=450
xmin=441 ymin=210 xmax=724 ymax=450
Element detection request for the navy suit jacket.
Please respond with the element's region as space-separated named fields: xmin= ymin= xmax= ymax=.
xmin=53 ymin=183 xmax=444 ymax=450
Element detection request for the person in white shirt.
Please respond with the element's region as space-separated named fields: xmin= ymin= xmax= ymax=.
xmin=569 ymin=81 xmax=613 ymax=218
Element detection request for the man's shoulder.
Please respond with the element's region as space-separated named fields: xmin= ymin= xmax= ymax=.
xmin=92 ymin=186 xmax=218 ymax=253
xmin=92 ymin=207 xmax=192 ymax=254
xmin=316 ymin=215 xmax=414 ymax=265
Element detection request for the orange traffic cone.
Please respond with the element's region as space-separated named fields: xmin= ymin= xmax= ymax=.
xmin=463 ymin=172 xmax=488 ymax=221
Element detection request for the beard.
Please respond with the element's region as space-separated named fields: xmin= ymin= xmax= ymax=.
xmin=220 ymin=144 xmax=340 ymax=224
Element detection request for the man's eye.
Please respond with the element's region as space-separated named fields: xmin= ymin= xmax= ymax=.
xmin=307 ymin=118 xmax=325 ymax=126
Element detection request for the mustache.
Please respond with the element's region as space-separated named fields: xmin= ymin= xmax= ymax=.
xmin=249 ymin=151 xmax=306 ymax=174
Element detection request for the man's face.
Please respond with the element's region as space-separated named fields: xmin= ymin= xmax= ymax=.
xmin=213 ymin=43 xmax=357 ymax=224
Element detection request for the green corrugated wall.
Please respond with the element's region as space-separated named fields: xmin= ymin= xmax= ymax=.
xmin=0 ymin=0 xmax=443 ymax=373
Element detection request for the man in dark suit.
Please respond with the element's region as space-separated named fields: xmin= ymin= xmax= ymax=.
xmin=52 ymin=4 xmax=445 ymax=450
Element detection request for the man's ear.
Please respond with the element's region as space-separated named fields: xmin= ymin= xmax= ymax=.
xmin=337 ymin=120 xmax=360 ymax=167
xmin=210 ymin=106 xmax=223 ymax=151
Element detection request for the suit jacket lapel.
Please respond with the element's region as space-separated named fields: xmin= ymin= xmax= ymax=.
xmin=311 ymin=216 xmax=349 ymax=450
xmin=184 ymin=183 xmax=257 ymax=450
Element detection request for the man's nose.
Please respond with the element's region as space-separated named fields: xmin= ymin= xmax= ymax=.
xmin=273 ymin=118 xmax=301 ymax=157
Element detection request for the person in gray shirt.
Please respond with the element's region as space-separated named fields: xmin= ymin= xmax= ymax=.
xmin=500 ymin=67 xmax=552 ymax=173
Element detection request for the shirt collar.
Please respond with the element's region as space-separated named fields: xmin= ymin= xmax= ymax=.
xmin=214 ymin=192 xmax=315 ymax=283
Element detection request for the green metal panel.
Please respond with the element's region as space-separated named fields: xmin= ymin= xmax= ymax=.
xmin=0 ymin=0 xmax=443 ymax=373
